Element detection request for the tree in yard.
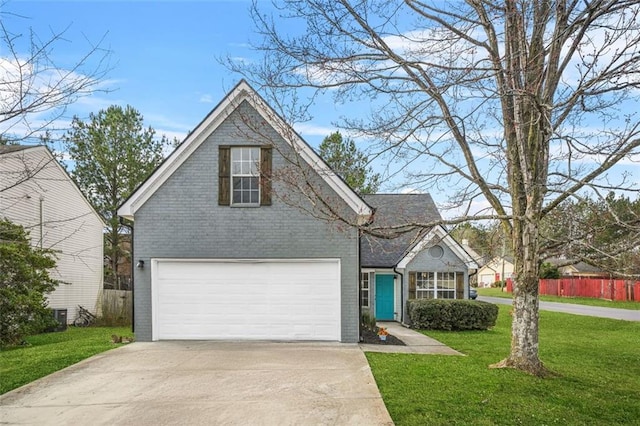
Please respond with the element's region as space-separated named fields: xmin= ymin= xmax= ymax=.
xmin=541 ymin=192 xmax=640 ymax=277
xmin=0 ymin=7 xmax=110 ymax=142
xmin=0 ymin=218 xmax=60 ymax=346
xmin=228 ymin=1 xmax=640 ymax=375
xmin=319 ymin=131 xmax=380 ymax=194
xmin=64 ymin=105 xmax=167 ymax=289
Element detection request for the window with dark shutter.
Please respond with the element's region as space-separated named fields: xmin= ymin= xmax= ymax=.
xmin=260 ymin=146 xmax=272 ymax=206
xmin=456 ymin=273 xmax=464 ymax=299
xmin=218 ymin=146 xmax=230 ymax=205
xmin=408 ymin=272 xmax=416 ymax=299
xmin=219 ymin=145 xmax=272 ymax=206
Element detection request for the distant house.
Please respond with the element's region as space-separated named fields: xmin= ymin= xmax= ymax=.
xmin=477 ymin=256 xmax=514 ymax=287
xmin=0 ymin=145 xmax=104 ymax=323
xmin=546 ymin=259 xmax=609 ymax=279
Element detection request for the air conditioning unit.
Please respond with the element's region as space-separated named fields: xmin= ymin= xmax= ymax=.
xmin=51 ymin=309 xmax=68 ymax=332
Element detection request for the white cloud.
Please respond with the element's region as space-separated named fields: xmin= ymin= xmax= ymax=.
xmin=199 ymin=94 xmax=214 ymax=103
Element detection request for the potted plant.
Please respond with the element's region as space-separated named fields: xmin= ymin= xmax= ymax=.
xmin=377 ymin=327 xmax=389 ymax=341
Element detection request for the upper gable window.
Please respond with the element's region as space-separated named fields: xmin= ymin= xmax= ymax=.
xmin=218 ymin=146 xmax=272 ymax=207
xmin=231 ymin=147 xmax=260 ymax=205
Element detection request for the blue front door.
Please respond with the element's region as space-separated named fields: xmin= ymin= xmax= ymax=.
xmin=375 ymin=274 xmax=395 ymax=320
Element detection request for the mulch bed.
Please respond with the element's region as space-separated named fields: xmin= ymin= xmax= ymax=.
xmin=361 ymin=327 xmax=406 ymax=346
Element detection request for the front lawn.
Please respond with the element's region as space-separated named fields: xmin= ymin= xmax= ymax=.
xmin=0 ymin=326 xmax=131 ymax=395
xmin=367 ymin=306 xmax=640 ymax=425
xmin=478 ymin=287 xmax=640 ymax=310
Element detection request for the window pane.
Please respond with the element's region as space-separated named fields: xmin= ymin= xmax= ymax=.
xmin=249 ymin=189 xmax=259 ymax=204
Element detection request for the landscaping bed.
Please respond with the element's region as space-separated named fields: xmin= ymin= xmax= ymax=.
xmin=361 ymin=327 xmax=405 ymax=345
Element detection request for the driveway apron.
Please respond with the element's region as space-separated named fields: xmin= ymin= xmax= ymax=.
xmin=0 ymin=342 xmax=393 ymax=426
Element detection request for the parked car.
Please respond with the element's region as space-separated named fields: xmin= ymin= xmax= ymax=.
xmin=469 ymin=287 xmax=478 ymax=300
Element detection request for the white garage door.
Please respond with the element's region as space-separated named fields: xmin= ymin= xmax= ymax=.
xmin=152 ymin=259 xmax=341 ymax=341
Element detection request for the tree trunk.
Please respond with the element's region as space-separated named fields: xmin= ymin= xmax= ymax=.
xmin=492 ymin=220 xmax=549 ymax=376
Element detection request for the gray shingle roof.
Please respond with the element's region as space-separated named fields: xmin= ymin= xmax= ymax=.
xmin=0 ymin=144 xmax=32 ymax=154
xmin=360 ymin=193 xmax=442 ymax=268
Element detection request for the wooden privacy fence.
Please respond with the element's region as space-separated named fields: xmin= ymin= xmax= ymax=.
xmin=506 ymin=278 xmax=640 ymax=302
xmin=98 ymin=289 xmax=133 ymax=325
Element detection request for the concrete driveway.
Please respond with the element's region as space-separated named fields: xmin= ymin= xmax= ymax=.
xmin=0 ymin=342 xmax=393 ymax=426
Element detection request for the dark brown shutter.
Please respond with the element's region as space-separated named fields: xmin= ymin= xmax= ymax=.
xmin=408 ymin=272 xmax=416 ymax=300
xmin=456 ymin=273 xmax=464 ymax=299
xmin=260 ymin=146 xmax=272 ymax=206
xmin=218 ymin=146 xmax=230 ymax=206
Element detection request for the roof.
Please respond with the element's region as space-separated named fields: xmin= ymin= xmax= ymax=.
xmin=360 ymin=194 xmax=441 ymax=268
xmin=547 ymin=258 xmax=605 ymax=274
xmin=0 ymin=144 xmax=34 ymax=154
xmin=118 ymin=80 xmax=372 ymax=221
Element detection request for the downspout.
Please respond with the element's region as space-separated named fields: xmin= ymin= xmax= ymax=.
xmin=119 ymin=217 xmax=134 ymax=334
xmin=358 ymin=229 xmax=363 ymax=342
xmin=39 ymin=196 xmax=44 ymax=249
xmin=393 ymin=266 xmax=404 ymax=324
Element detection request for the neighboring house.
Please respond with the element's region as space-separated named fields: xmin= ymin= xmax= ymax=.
xmin=118 ymin=81 xmax=474 ymax=343
xmin=360 ymin=194 xmax=477 ymax=324
xmin=0 ymin=145 xmax=104 ymax=323
xmin=546 ymin=259 xmax=609 ymax=278
xmin=477 ymin=256 xmax=515 ymax=287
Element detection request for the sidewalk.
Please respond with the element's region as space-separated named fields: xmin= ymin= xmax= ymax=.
xmin=478 ymin=296 xmax=640 ymax=322
xmin=359 ymin=322 xmax=462 ymax=355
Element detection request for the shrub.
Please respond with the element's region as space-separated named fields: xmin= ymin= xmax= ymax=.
xmin=0 ymin=219 xmax=60 ymax=346
xmin=361 ymin=311 xmax=377 ymax=331
xmin=407 ymin=299 xmax=498 ymax=331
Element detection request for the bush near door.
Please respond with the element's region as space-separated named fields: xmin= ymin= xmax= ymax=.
xmin=407 ymin=299 xmax=498 ymax=330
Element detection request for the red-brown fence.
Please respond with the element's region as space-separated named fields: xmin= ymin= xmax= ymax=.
xmin=505 ymin=278 xmax=640 ymax=302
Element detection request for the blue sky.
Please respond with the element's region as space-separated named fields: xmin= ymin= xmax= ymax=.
xmin=3 ymin=1 xmax=638 ymax=213
xmin=4 ymin=1 xmax=282 ymax=143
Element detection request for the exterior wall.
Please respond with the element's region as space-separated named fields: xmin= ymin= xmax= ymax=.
xmin=478 ymin=258 xmax=514 ymax=287
xmin=133 ymin=102 xmax=360 ymax=342
xmin=403 ymin=243 xmax=469 ymax=323
xmin=0 ymin=147 xmax=104 ymax=322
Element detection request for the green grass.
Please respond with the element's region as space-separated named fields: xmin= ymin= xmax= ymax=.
xmin=0 ymin=326 xmax=131 ymax=395
xmin=477 ymin=287 xmax=640 ymax=310
xmin=367 ymin=306 xmax=640 ymax=425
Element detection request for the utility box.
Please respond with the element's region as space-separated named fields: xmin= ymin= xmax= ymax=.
xmin=51 ymin=309 xmax=68 ymax=332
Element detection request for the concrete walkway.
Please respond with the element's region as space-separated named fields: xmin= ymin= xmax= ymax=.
xmin=359 ymin=322 xmax=462 ymax=355
xmin=478 ymin=296 xmax=640 ymax=322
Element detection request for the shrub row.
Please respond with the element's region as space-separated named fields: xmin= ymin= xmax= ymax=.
xmin=407 ymin=299 xmax=498 ymax=331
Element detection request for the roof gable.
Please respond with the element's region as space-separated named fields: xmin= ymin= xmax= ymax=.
xmin=358 ymin=193 xmax=478 ymax=268
xmin=118 ymin=80 xmax=371 ymax=220
xmin=0 ymin=145 xmax=105 ymax=226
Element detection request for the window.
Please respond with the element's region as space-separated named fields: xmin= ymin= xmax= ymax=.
xmin=218 ymin=146 xmax=272 ymax=206
xmin=437 ymin=272 xmax=456 ymax=299
xmin=360 ymin=272 xmax=370 ymax=307
xmin=410 ymin=271 xmax=458 ymax=299
xmin=416 ymin=272 xmax=435 ymax=299
xmin=231 ymin=147 xmax=260 ymax=205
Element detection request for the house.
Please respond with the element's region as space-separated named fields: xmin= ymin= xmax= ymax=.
xmin=477 ymin=256 xmax=514 ymax=287
xmin=118 ymin=81 xmax=474 ymax=343
xmin=0 ymin=145 xmax=104 ymax=323
xmin=360 ymin=194 xmax=477 ymax=324
xmin=546 ymin=259 xmax=609 ymax=278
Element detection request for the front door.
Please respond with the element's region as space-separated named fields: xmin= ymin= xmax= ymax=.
xmin=375 ymin=274 xmax=395 ymax=320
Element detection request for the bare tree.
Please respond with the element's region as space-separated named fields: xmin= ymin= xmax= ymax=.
xmin=0 ymin=5 xmax=111 ymax=142
xmin=227 ymin=0 xmax=640 ymax=376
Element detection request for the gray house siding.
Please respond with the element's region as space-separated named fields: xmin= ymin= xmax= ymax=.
xmin=402 ymin=244 xmax=469 ymax=322
xmin=133 ymin=101 xmax=360 ymax=342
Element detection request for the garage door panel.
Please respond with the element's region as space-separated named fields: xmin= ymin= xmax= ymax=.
xmin=154 ymin=260 xmax=341 ymax=341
